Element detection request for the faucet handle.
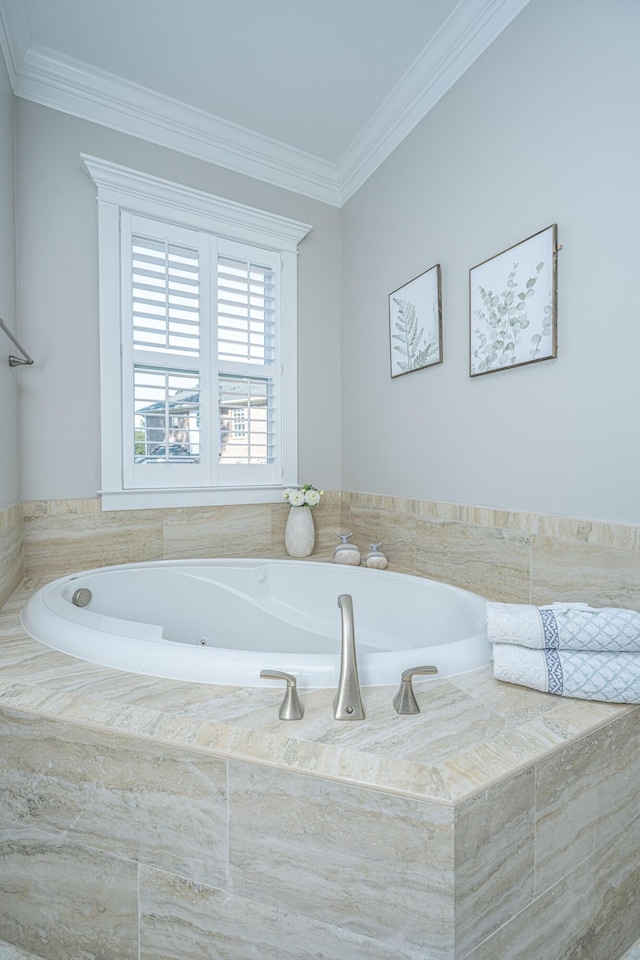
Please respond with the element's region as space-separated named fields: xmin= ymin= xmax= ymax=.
xmin=260 ymin=670 xmax=305 ymax=720
xmin=393 ymin=665 xmax=438 ymax=715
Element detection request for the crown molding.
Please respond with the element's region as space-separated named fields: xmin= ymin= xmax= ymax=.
xmin=337 ymin=0 xmax=532 ymax=202
xmin=0 ymin=0 xmax=30 ymax=87
xmin=14 ymin=42 xmax=343 ymax=206
xmin=1 ymin=0 xmax=531 ymax=207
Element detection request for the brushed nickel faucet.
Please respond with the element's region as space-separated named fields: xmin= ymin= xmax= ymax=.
xmin=333 ymin=594 xmax=365 ymax=720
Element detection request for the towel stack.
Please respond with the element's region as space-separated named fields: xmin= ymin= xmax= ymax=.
xmin=488 ymin=601 xmax=640 ymax=703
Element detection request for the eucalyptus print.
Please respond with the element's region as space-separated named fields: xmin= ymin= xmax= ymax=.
xmin=469 ymin=225 xmax=558 ymax=376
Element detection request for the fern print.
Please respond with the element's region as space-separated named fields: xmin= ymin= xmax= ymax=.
xmin=389 ymin=265 xmax=442 ymax=377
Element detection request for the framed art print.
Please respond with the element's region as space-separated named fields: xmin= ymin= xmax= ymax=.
xmin=469 ymin=224 xmax=558 ymax=377
xmin=389 ymin=263 xmax=442 ymax=378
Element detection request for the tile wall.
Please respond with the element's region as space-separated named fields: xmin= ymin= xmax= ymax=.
xmin=0 ymin=504 xmax=23 ymax=609
xmin=12 ymin=491 xmax=640 ymax=614
xmin=0 ymin=703 xmax=639 ymax=960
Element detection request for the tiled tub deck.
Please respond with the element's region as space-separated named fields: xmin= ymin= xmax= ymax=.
xmin=0 ymin=579 xmax=639 ymax=960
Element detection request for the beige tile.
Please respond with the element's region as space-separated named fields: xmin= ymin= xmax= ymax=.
xmin=139 ymin=863 xmax=426 ymax=960
xmin=534 ymin=730 xmax=601 ymax=893
xmin=0 ymin=506 xmax=23 ymax=610
xmin=415 ymin=519 xmax=531 ymax=602
xmin=0 ymin=941 xmax=45 ymax=960
xmin=592 ymin=708 xmax=640 ymax=851
xmin=23 ymin=501 xmax=164 ymax=577
xmin=163 ymin=503 xmax=274 ymax=559
xmin=536 ymin=514 xmax=640 ymax=550
xmin=454 ymin=768 xmax=535 ymax=956
xmin=346 ymin=503 xmax=417 ymax=569
xmin=531 ymin=535 xmax=640 ymax=609
xmin=0 ymin=707 xmax=228 ymax=886
xmin=228 ymin=761 xmax=455 ymax=957
xmin=0 ymin=819 xmax=138 ymax=960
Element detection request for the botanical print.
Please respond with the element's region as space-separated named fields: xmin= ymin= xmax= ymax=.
xmin=470 ymin=225 xmax=557 ymax=376
xmin=389 ymin=264 xmax=442 ymax=377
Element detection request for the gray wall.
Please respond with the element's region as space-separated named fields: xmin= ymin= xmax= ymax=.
xmin=341 ymin=0 xmax=640 ymax=524
xmin=0 ymin=46 xmax=18 ymax=511
xmin=15 ymin=101 xmax=342 ymax=501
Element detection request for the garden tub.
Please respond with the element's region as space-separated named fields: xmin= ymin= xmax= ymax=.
xmin=21 ymin=559 xmax=490 ymax=688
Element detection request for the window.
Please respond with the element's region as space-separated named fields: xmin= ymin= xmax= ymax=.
xmin=83 ymin=155 xmax=311 ymax=509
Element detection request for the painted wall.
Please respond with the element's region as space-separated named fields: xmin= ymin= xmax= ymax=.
xmin=0 ymin=45 xmax=18 ymax=510
xmin=14 ymin=101 xmax=342 ymax=501
xmin=341 ymin=0 xmax=640 ymax=525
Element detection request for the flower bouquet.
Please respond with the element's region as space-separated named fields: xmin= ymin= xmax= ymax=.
xmin=282 ymin=483 xmax=324 ymax=508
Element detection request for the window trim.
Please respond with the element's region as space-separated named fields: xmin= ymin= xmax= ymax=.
xmin=82 ymin=155 xmax=311 ymax=511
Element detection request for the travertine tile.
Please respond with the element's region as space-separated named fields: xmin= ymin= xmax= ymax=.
xmin=415 ymin=519 xmax=531 ymax=602
xmin=534 ymin=729 xmax=601 ymax=893
xmin=139 ymin=864 xmax=425 ymax=960
xmin=346 ymin=503 xmax=417 ymax=569
xmin=591 ymin=708 xmax=640 ymax=851
xmin=536 ymin=513 xmax=640 ymax=550
xmin=0 ymin=941 xmax=45 ymax=960
xmin=0 ymin=819 xmax=138 ymax=960
xmin=23 ymin=503 xmax=164 ymax=577
xmin=228 ymin=761 xmax=455 ymax=957
xmin=0 ymin=504 xmax=23 ymax=610
xmin=531 ymin=535 xmax=640 ymax=609
xmin=0 ymin=707 xmax=228 ymax=886
xmin=163 ymin=503 xmax=274 ymax=559
xmin=454 ymin=768 xmax=535 ymax=957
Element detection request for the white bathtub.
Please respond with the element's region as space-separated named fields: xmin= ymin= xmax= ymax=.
xmin=21 ymin=559 xmax=490 ymax=688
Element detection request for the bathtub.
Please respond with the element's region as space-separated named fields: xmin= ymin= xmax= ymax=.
xmin=21 ymin=559 xmax=490 ymax=688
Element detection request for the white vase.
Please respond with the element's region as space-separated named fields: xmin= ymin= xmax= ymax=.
xmin=285 ymin=507 xmax=315 ymax=557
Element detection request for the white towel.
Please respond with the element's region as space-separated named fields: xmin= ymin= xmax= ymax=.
xmin=493 ymin=643 xmax=640 ymax=703
xmin=486 ymin=602 xmax=640 ymax=653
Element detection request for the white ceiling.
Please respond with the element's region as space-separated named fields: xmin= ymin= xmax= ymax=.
xmin=0 ymin=0 xmax=531 ymax=204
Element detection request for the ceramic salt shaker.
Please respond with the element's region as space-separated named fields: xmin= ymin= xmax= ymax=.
xmin=364 ymin=543 xmax=388 ymax=569
xmin=333 ymin=533 xmax=361 ymax=565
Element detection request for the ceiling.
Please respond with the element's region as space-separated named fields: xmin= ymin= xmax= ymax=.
xmin=0 ymin=0 xmax=531 ymax=205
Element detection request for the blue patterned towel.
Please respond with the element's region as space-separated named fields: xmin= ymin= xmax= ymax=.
xmin=486 ymin=601 xmax=640 ymax=653
xmin=493 ymin=643 xmax=640 ymax=703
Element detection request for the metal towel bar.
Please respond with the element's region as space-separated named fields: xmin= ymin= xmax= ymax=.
xmin=0 ymin=317 xmax=33 ymax=367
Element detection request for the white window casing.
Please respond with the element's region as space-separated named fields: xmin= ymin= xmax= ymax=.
xmin=82 ymin=155 xmax=311 ymax=510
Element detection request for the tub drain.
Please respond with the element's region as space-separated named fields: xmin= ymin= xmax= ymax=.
xmin=72 ymin=588 xmax=92 ymax=608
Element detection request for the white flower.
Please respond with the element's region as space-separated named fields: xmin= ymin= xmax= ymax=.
xmin=282 ymin=489 xmax=293 ymax=501
xmin=288 ymin=490 xmax=306 ymax=506
xmin=305 ymin=489 xmax=321 ymax=506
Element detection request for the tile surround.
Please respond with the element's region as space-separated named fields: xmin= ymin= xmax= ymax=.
xmin=3 ymin=492 xmax=640 ymax=958
xmin=0 ymin=504 xmax=23 ymax=609
xmin=14 ymin=490 xmax=640 ymax=615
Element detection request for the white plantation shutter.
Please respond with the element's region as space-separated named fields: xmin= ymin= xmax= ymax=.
xmin=120 ymin=216 xmax=283 ymax=491
xmin=215 ymin=240 xmax=279 ymax=478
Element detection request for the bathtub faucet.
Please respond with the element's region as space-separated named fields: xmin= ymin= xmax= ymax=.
xmin=333 ymin=594 xmax=365 ymax=721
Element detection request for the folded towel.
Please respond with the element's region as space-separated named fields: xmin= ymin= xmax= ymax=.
xmin=493 ymin=643 xmax=640 ymax=703
xmin=487 ymin=602 xmax=640 ymax=653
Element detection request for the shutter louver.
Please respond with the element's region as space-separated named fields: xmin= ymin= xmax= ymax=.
xmin=132 ymin=237 xmax=200 ymax=357
xmin=217 ymin=257 xmax=274 ymax=364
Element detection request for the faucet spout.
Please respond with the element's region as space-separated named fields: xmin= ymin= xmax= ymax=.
xmin=333 ymin=594 xmax=365 ymax=721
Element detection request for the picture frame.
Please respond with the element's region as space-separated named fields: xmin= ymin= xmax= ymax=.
xmin=469 ymin=224 xmax=558 ymax=377
xmin=389 ymin=263 xmax=442 ymax=378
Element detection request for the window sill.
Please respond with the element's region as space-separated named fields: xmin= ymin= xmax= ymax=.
xmin=99 ymin=485 xmax=290 ymax=512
